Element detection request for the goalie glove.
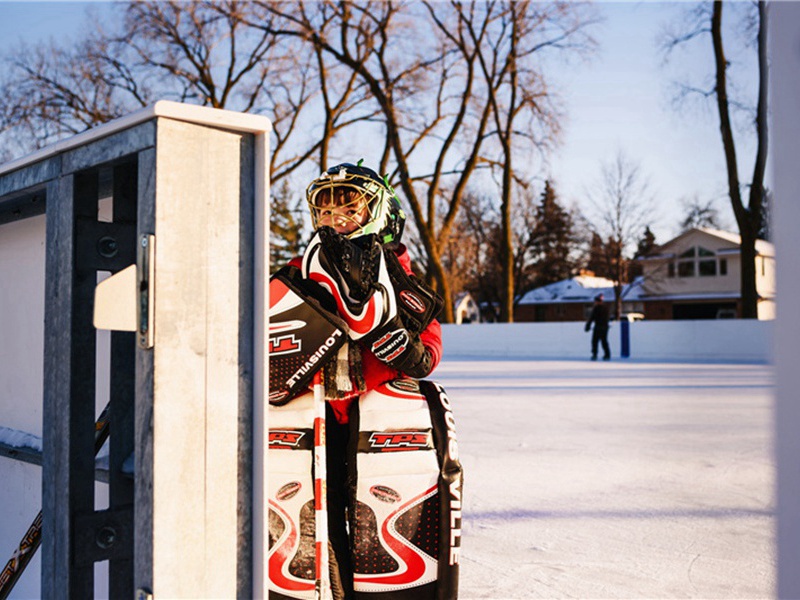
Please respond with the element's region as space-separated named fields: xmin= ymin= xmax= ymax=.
xmin=363 ymin=317 xmax=434 ymax=379
xmin=301 ymin=226 xmax=398 ymax=341
xmin=383 ymin=251 xmax=444 ymax=335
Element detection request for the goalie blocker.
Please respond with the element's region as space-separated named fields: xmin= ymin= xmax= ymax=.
xmin=267 ymin=379 xmax=463 ymax=599
xmin=269 ymin=266 xmax=347 ymax=405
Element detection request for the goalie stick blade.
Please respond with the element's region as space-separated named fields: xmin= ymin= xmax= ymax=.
xmin=0 ymin=404 xmax=111 ymax=599
xmin=268 ymin=268 xmax=347 ymax=405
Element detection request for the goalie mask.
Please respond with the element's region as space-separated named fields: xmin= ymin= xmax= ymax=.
xmin=306 ymin=162 xmax=406 ymax=248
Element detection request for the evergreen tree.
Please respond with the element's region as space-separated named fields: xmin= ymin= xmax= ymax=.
xmin=531 ymin=180 xmax=576 ymax=287
xmin=270 ymin=180 xmax=306 ymax=274
xmin=585 ymin=232 xmax=610 ymax=278
xmin=630 ymin=226 xmax=657 ymax=278
xmin=634 ymin=226 xmax=656 ymax=258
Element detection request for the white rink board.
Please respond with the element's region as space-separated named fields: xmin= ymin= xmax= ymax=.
xmin=442 ymin=320 xmax=773 ymax=363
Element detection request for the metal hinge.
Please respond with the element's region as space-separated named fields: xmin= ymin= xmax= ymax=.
xmin=94 ymin=233 xmax=155 ymax=349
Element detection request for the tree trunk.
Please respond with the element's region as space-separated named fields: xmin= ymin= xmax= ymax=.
xmin=739 ymin=226 xmax=759 ymax=319
xmin=711 ymin=0 xmax=768 ymax=319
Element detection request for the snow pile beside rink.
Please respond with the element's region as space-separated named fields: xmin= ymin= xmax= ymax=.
xmin=435 ymin=359 xmax=775 ymax=599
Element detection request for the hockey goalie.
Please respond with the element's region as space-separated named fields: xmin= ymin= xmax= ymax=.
xmin=267 ymin=162 xmax=463 ymax=600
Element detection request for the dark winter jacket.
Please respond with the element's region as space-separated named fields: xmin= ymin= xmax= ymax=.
xmin=585 ymin=302 xmax=610 ymax=332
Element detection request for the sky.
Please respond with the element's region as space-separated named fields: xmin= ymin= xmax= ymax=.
xmin=0 ymin=1 xmax=763 ymax=245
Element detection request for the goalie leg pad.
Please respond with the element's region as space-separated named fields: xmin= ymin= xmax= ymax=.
xmin=348 ymin=379 xmax=463 ymax=599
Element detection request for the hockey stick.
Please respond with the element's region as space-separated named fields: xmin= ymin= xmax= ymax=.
xmin=312 ymin=371 xmax=332 ymax=600
xmin=0 ymin=403 xmax=111 ymax=600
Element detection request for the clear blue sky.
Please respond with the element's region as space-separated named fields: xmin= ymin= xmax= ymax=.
xmin=0 ymin=1 xmax=762 ymax=244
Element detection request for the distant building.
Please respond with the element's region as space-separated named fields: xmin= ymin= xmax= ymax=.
xmin=514 ymin=227 xmax=775 ymax=322
xmin=514 ymin=274 xmax=644 ymax=322
xmin=636 ymin=227 xmax=775 ymax=320
xmin=453 ymin=292 xmax=481 ymax=324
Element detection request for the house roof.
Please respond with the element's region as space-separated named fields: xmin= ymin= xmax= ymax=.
xmin=518 ymin=276 xmax=646 ymax=305
xmin=652 ymin=227 xmax=774 ymax=257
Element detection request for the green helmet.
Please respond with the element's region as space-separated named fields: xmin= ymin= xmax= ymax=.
xmin=306 ymin=162 xmax=406 ymax=247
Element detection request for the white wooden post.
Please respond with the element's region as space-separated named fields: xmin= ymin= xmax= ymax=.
xmin=771 ymin=5 xmax=800 ymax=598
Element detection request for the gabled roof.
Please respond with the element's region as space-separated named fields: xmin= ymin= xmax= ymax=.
xmin=652 ymin=227 xmax=774 ymax=257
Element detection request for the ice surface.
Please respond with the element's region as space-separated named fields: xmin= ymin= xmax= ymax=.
xmin=434 ymin=358 xmax=774 ymax=599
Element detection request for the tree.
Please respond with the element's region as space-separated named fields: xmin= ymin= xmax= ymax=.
xmin=664 ymin=0 xmax=769 ymax=318
xmin=629 ymin=225 xmax=657 ymax=279
xmin=585 ymin=231 xmax=610 ymax=279
xmin=680 ymin=195 xmax=722 ymax=231
xmin=466 ymin=1 xmax=596 ymax=322
xmin=530 ymin=180 xmax=577 ymax=287
xmin=0 ymin=1 xmax=372 ymax=186
xmin=446 ymin=191 xmax=502 ymax=320
xmin=255 ymin=0 xmax=498 ymax=321
xmin=0 ymin=0 xmax=597 ymax=322
xmin=269 ymin=179 xmax=306 ymax=273
xmin=257 ymin=1 xmax=596 ymax=322
xmin=587 ymin=151 xmax=656 ymax=318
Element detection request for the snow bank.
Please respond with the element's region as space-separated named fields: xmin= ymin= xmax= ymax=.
xmin=442 ymin=319 xmax=773 ymax=363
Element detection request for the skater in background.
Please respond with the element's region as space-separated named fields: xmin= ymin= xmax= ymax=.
xmin=286 ymin=161 xmax=444 ymax=597
xmin=585 ymin=293 xmax=611 ymax=361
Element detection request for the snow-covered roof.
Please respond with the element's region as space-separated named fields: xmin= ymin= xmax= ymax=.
xmin=518 ymin=276 xmax=645 ymax=305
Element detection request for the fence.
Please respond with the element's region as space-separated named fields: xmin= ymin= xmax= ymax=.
xmin=441 ymin=320 xmax=773 ymax=363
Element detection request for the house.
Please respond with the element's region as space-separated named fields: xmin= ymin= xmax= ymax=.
xmin=636 ymin=227 xmax=775 ymax=320
xmin=514 ymin=273 xmax=645 ymax=322
xmin=453 ymin=292 xmax=481 ymax=324
xmin=513 ymin=227 xmax=774 ymax=322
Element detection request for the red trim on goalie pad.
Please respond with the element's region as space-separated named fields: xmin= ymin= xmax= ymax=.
xmin=349 ymin=380 xmax=463 ymax=598
xmin=353 ymin=485 xmax=437 ymax=588
xmin=268 ymin=500 xmax=314 ymax=594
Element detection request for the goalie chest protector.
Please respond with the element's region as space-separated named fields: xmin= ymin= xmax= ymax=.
xmin=349 ymin=379 xmax=463 ymax=599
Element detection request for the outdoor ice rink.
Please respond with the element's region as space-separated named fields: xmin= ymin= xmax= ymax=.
xmin=434 ymin=359 xmax=775 ymax=599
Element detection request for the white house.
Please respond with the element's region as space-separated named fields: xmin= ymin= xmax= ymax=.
xmin=514 ymin=227 xmax=774 ymax=322
xmin=636 ymin=227 xmax=775 ymax=320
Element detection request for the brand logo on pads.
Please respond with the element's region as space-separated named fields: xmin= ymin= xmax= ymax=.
xmin=276 ymin=481 xmax=302 ymax=501
xmin=389 ymin=379 xmax=421 ymax=394
xmin=286 ymin=329 xmax=345 ymax=386
xmin=269 ymin=429 xmax=306 ymax=449
xmin=268 ymin=334 xmax=301 ymax=356
xmin=268 ymin=320 xmax=305 ymax=356
xmin=399 ymin=290 xmax=426 ymax=314
xmin=369 ymin=485 xmax=402 ymax=504
xmin=368 ymin=431 xmax=431 ymax=452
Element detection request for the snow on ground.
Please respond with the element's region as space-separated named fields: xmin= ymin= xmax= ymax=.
xmin=434 ymin=359 xmax=775 ymax=599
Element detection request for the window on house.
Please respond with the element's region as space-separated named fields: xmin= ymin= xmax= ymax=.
xmin=674 ymin=246 xmax=722 ymax=278
xmin=668 ymin=263 xmax=675 ymax=278
xmin=699 ymin=260 xmax=716 ymax=276
xmin=720 ymin=259 xmax=727 ymax=275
